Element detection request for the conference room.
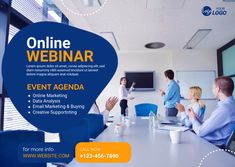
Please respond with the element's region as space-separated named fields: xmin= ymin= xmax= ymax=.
xmin=0 ymin=0 xmax=235 ymax=167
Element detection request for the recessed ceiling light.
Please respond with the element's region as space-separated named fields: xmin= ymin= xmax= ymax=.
xmin=183 ymin=29 xmax=212 ymax=49
xmin=145 ymin=42 xmax=165 ymax=49
xmin=100 ymin=32 xmax=120 ymax=50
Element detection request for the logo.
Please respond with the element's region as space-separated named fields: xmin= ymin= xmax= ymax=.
xmin=202 ymin=6 xmax=212 ymax=16
xmin=201 ymin=6 xmax=227 ymax=16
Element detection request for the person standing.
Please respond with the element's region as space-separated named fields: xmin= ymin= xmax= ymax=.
xmin=119 ymin=77 xmax=135 ymax=116
xmin=160 ymin=69 xmax=180 ymax=116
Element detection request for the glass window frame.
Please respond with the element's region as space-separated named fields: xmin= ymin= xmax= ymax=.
xmin=0 ymin=0 xmax=69 ymax=130
xmin=217 ymin=39 xmax=235 ymax=98
xmin=217 ymin=38 xmax=235 ymax=78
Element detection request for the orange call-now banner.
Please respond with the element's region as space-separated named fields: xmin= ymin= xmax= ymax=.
xmin=75 ymin=142 xmax=131 ymax=163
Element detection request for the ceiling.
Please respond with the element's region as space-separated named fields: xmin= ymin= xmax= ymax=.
xmin=53 ymin=0 xmax=235 ymax=51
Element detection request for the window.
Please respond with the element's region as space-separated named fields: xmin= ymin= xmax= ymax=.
xmin=3 ymin=98 xmax=37 ymax=130
xmin=3 ymin=24 xmax=36 ymax=130
xmin=11 ymin=0 xmax=62 ymax=23
xmin=1 ymin=0 xmax=69 ymax=131
xmin=222 ymin=45 xmax=235 ymax=76
xmin=217 ymin=39 xmax=235 ymax=97
xmin=8 ymin=24 xmax=19 ymax=42
xmin=11 ymin=0 xmax=44 ymax=22
xmin=218 ymin=39 xmax=235 ymax=77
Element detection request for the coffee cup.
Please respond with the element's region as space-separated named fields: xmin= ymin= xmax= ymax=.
xmin=169 ymin=130 xmax=182 ymax=144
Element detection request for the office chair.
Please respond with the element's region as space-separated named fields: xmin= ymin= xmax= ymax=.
xmin=58 ymin=115 xmax=104 ymax=165
xmin=59 ymin=118 xmax=90 ymax=147
xmin=58 ymin=118 xmax=90 ymax=165
xmin=84 ymin=114 xmax=105 ymax=139
xmin=197 ymin=106 xmax=206 ymax=123
xmin=225 ymin=130 xmax=235 ymax=156
xmin=135 ymin=103 xmax=158 ymax=116
xmin=60 ymin=114 xmax=105 ymax=145
xmin=0 ymin=130 xmax=46 ymax=167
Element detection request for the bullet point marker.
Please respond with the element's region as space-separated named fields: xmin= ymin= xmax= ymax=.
xmin=28 ymin=111 xmax=31 ymax=114
xmin=28 ymin=95 xmax=30 ymax=97
xmin=28 ymin=100 xmax=30 ymax=103
xmin=28 ymin=106 xmax=30 ymax=109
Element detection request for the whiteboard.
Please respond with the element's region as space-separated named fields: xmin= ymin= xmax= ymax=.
xmin=176 ymin=71 xmax=216 ymax=99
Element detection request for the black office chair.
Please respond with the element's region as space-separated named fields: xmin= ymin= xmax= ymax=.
xmin=225 ymin=130 xmax=235 ymax=156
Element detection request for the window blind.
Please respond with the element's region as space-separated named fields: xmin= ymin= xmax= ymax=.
xmin=3 ymin=25 xmax=37 ymax=130
xmin=3 ymin=0 xmax=65 ymax=131
xmin=3 ymin=98 xmax=37 ymax=130
xmin=11 ymin=0 xmax=62 ymax=23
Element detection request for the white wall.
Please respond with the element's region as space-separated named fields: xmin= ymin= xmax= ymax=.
xmin=96 ymin=49 xmax=218 ymax=119
xmin=172 ymin=49 xmax=218 ymax=119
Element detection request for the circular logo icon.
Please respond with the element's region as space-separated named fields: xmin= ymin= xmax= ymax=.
xmin=202 ymin=6 xmax=212 ymax=16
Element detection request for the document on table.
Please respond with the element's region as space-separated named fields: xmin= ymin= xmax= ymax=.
xmin=158 ymin=125 xmax=189 ymax=132
xmin=140 ymin=117 xmax=149 ymax=120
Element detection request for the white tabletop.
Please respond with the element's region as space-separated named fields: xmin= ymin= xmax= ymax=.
xmin=67 ymin=117 xmax=235 ymax=167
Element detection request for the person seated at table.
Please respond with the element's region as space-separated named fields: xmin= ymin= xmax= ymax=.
xmin=183 ymin=76 xmax=235 ymax=148
xmin=176 ymin=86 xmax=206 ymax=127
xmin=89 ymin=97 xmax=118 ymax=124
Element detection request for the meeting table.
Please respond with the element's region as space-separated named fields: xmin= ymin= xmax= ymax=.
xmin=67 ymin=117 xmax=235 ymax=167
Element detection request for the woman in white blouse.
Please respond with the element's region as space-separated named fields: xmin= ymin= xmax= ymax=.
xmin=176 ymin=86 xmax=206 ymax=127
xmin=119 ymin=77 xmax=135 ymax=116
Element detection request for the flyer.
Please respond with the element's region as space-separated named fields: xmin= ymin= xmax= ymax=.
xmin=0 ymin=0 xmax=235 ymax=167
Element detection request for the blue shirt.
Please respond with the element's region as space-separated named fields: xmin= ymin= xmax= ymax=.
xmin=164 ymin=80 xmax=180 ymax=108
xmin=191 ymin=96 xmax=235 ymax=146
